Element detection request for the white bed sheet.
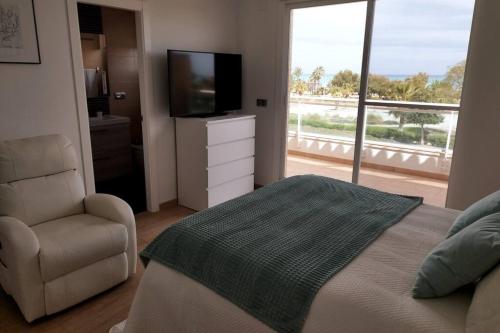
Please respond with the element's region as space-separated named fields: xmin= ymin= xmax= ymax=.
xmin=122 ymin=204 xmax=472 ymax=333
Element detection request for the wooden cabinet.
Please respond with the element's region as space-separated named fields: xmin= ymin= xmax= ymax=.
xmin=176 ymin=115 xmax=256 ymax=211
xmin=90 ymin=116 xmax=132 ymax=182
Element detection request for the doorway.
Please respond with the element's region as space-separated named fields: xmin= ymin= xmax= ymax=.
xmin=77 ymin=3 xmax=146 ymax=213
xmin=284 ymin=0 xmax=475 ymax=207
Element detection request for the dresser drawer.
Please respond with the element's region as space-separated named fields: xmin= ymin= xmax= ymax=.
xmin=207 ymin=157 xmax=254 ymax=188
xmin=208 ymin=174 xmax=254 ymax=207
xmin=207 ymin=118 xmax=255 ymax=146
xmin=90 ymin=123 xmax=130 ymax=155
xmin=93 ymin=151 xmax=132 ymax=182
xmin=207 ymin=138 xmax=255 ymax=167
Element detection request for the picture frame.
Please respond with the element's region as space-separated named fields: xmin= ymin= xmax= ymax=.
xmin=0 ymin=0 xmax=41 ymax=64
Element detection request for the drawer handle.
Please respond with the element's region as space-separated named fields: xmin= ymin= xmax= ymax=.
xmin=91 ymin=129 xmax=110 ymax=134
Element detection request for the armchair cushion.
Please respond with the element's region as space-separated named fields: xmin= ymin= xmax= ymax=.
xmin=0 ymin=134 xmax=79 ymax=184
xmin=0 ymin=170 xmax=85 ymax=226
xmin=32 ymin=214 xmax=128 ymax=282
xmin=0 ymin=135 xmax=85 ymax=226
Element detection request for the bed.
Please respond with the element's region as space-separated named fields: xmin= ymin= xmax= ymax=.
xmin=115 ymin=177 xmax=473 ymax=333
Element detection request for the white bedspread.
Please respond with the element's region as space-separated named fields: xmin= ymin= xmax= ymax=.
xmin=122 ymin=204 xmax=472 ymax=333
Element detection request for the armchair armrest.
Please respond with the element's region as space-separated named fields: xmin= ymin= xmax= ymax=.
xmin=0 ymin=216 xmax=40 ymax=266
xmin=0 ymin=216 xmax=45 ymax=322
xmin=84 ymin=194 xmax=137 ymax=275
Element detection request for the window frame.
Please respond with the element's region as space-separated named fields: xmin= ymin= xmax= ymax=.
xmin=279 ymin=0 xmax=470 ymax=184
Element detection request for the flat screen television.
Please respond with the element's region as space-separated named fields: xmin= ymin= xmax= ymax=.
xmin=168 ymin=50 xmax=242 ymax=117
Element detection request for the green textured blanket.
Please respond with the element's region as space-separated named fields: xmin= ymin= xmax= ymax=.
xmin=141 ymin=175 xmax=422 ymax=333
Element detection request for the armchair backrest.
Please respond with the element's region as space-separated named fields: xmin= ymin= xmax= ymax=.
xmin=0 ymin=135 xmax=85 ymax=226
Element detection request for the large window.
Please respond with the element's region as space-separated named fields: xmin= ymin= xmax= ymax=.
xmin=286 ymin=0 xmax=475 ymax=206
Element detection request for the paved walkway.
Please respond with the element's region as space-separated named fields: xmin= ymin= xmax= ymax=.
xmin=286 ymin=154 xmax=448 ymax=207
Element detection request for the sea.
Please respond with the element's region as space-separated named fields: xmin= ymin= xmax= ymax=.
xmin=301 ymin=74 xmax=446 ymax=86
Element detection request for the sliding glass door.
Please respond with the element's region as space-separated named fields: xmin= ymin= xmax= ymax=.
xmin=358 ymin=0 xmax=474 ymax=206
xmin=285 ymin=0 xmax=475 ymax=206
xmin=286 ymin=2 xmax=367 ymax=182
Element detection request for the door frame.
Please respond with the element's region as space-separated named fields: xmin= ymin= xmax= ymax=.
xmin=66 ymin=0 xmax=160 ymax=212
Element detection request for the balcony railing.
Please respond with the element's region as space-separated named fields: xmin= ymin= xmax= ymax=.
xmin=288 ymin=95 xmax=459 ymax=178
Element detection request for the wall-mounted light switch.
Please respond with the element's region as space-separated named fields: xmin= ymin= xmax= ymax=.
xmin=257 ymin=99 xmax=268 ymax=107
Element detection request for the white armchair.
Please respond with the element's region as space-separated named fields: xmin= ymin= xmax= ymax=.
xmin=0 ymin=134 xmax=137 ymax=322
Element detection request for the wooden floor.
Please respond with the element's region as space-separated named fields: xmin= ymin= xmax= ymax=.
xmin=0 ymin=203 xmax=194 ymax=333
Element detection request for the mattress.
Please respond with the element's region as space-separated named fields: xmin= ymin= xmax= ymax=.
xmin=121 ymin=204 xmax=472 ymax=333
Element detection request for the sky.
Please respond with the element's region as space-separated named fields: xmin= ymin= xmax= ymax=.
xmin=290 ymin=0 xmax=475 ymax=76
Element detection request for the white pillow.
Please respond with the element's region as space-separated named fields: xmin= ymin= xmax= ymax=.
xmin=466 ymin=264 xmax=500 ymax=333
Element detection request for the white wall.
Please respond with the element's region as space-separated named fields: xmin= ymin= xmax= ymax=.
xmin=146 ymin=0 xmax=240 ymax=202
xmin=447 ymin=0 xmax=500 ymax=209
xmin=237 ymin=0 xmax=282 ymax=185
xmin=0 ymin=0 xmax=84 ymax=173
xmin=0 ymin=0 xmax=239 ymax=205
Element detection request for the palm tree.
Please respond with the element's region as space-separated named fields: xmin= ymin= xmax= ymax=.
xmin=290 ymin=67 xmax=303 ymax=93
xmin=309 ymin=66 xmax=325 ymax=95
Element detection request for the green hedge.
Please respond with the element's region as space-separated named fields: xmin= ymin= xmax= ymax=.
xmin=289 ymin=114 xmax=453 ymax=148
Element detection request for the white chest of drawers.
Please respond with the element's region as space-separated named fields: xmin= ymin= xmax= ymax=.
xmin=175 ymin=114 xmax=256 ymax=211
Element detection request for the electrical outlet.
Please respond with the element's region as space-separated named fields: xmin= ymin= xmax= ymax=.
xmin=114 ymin=92 xmax=127 ymax=100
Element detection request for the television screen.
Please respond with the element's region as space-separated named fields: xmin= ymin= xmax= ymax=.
xmin=168 ymin=50 xmax=242 ymax=117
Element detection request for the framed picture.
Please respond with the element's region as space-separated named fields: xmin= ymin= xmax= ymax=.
xmin=0 ymin=0 xmax=40 ymax=64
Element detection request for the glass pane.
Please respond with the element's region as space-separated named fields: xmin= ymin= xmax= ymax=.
xmin=359 ymin=0 xmax=474 ymax=207
xmin=359 ymin=106 xmax=458 ymax=207
xmin=286 ymin=2 xmax=367 ymax=182
xmin=368 ymin=0 xmax=475 ymax=104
